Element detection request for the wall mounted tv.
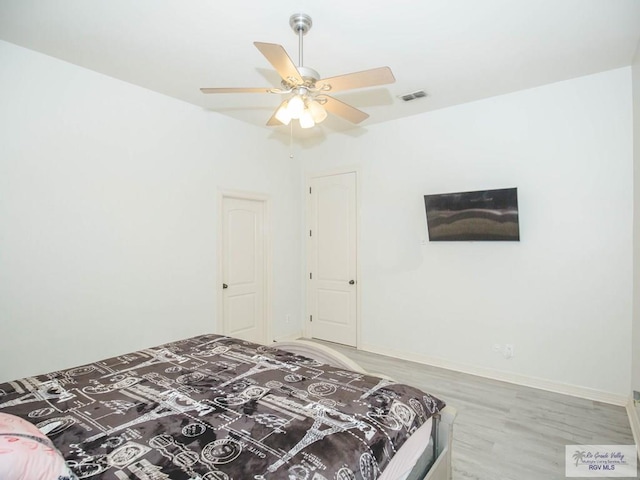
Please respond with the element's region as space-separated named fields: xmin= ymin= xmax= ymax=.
xmin=424 ymin=187 xmax=520 ymax=241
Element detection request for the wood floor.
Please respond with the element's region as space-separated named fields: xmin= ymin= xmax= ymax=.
xmin=315 ymin=341 xmax=637 ymax=480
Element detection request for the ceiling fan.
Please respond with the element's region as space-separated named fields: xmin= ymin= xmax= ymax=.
xmin=200 ymin=13 xmax=395 ymax=129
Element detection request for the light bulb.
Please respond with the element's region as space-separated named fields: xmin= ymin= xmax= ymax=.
xmin=275 ymin=101 xmax=292 ymax=125
xmin=287 ymin=95 xmax=305 ymax=119
xmin=299 ymin=109 xmax=315 ymax=129
xmin=307 ymin=100 xmax=328 ymax=123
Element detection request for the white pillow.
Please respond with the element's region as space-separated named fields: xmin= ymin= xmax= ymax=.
xmin=0 ymin=412 xmax=77 ymax=480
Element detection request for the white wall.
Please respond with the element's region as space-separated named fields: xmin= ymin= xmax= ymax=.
xmin=304 ymin=68 xmax=633 ymax=398
xmin=0 ymin=40 xmax=303 ymax=382
xmin=1 ymin=39 xmax=634 ymax=401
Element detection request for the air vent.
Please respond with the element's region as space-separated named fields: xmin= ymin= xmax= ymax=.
xmin=399 ymin=90 xmax=428 ymax=102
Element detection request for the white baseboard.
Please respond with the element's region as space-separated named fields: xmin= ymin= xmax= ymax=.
xmin=272 ymin=331 xmax=303 ymax=343
xmin=626 ymin=397 xmax=640 ymax=459
xmin=359 ymin=343 xmax=628 ymax=406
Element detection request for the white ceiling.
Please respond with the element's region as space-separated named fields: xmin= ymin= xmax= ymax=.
xmin=1 ymin=0 xmax=639 ymax=138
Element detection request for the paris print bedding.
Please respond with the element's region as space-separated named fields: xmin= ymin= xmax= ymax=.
xmin=0 ymin=334 xmax=445 ymax=479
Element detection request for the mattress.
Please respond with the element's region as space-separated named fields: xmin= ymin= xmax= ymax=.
xmin=0 ymin=334 xmax=445 ymax=479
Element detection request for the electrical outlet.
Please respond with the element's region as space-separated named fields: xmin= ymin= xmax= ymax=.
xmin=285 ymin=314 xmax=291 ymax=324
xmin=504 ymin=344 xmax=514 ymax=359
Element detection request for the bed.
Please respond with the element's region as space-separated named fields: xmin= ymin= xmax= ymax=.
xmin=0 ymin=334 xmax=455 ymax=479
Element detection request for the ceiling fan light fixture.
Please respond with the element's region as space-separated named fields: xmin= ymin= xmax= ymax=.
xmin=287 ymin=95 xmax=305 ymax=119
xmin=307 ymin=99 xmax=328 ymax=123
xmin=299 ymin=109 xmax=315 ymax=129
xmin=275 ymin=101 xmax=292 ymax=125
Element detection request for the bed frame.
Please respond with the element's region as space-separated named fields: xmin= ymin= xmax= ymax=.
xmin=273 ymin=340 xmax=455 ymax=480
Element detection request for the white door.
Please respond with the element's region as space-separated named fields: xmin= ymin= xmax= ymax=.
xmin=221 ymin=196 xmax=267 ymax=344
xmin=308 ymin=172 xmax=358 ymax=346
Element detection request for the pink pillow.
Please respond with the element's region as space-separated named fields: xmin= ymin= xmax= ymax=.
xmin=0 ymin=413 xmax=77 ymax=480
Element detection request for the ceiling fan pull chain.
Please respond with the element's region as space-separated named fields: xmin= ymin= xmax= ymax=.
xmin=289 ymin=121 xmax=294 ymax=159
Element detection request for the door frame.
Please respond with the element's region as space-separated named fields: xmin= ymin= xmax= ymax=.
xmin=218 ymin=189 xmax=272 ymax=344
xmin=305 ymin=166 xmax=362 ymax=348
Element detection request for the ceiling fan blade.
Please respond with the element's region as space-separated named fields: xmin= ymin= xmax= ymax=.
xmin=317 ymin=66 xmax=395 ymax=93
xmin=200 ymin=87 xmax=273 ymax=94
xmin=254 ymin=42 xmax=303 ymax=84
xmin=322 ymin=95 xmax=369 ymax=124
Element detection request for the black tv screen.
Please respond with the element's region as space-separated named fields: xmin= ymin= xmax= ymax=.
xmin=424 ymin=188 xmax=520 ymax=241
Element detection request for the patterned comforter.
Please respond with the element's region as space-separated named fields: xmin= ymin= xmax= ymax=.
xmin=0 ymin=334 xmax=445 ymax=479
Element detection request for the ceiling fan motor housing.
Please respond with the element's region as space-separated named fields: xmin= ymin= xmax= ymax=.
xmin=297 ymin=66 xmax=320 ymax=83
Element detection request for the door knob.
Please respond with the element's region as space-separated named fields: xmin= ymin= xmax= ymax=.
xmin=349 ymin=280 xmax=355 ymax=285
xmin=223 ymin=283 xmax=228 ymax=289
